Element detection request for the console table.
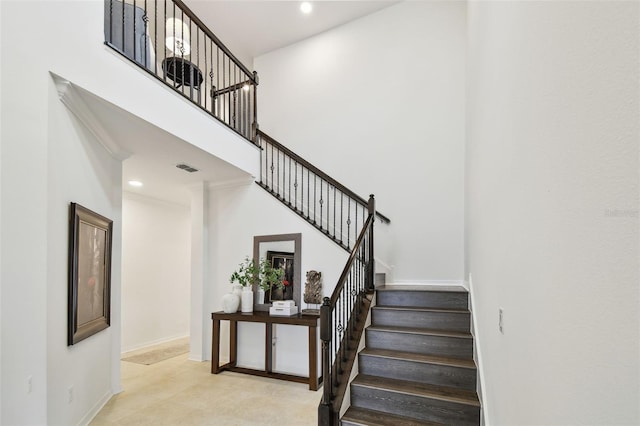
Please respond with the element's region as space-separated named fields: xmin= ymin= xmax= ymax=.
xmin=211 ymin=311 xmax=322 ymax=391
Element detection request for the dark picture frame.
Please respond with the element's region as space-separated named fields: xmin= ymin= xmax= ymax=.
xmin=266 ymin=251 xmax=295 ymax=302
xmin=68 ymin=203 xmax=113 ymax=345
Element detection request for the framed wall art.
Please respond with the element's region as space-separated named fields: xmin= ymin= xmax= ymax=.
xmin=68 ymin=202 xmax=113 ymax=345
xmin=266 ymin=251 xmax=295 ymax=303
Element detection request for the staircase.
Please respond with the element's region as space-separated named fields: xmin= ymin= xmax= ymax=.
xmin=342 ymin=286 xmax=480 ymax=426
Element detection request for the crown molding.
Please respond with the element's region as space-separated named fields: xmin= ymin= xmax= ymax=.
xmin=51 ymin=73 xmax=131 ymax=161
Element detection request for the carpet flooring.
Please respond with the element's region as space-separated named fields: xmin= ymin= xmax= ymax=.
xmin=122 ymin=339 xmax=190 ymax=365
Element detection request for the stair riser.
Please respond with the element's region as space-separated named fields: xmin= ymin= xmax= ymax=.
xmin=359 ymin=354 xmax=476 ymax=391
xmin=377 ymin=290 xmax=468 ymax=309
xmin=350 ymin=385 xmax=480 ymax=426
xmin=372 ymin=309 xmax=470 ymax=332
xmin=366 ymin=330 xmax=473 ymax=359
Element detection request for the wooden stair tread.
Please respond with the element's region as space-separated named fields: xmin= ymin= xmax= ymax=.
xmin=368 ymin=325 xmax=473 ymax=339
xmin=360 ymin=348 xmax=476 ymax=369
xmin=352 ymin=375 xmax=480 ymax=407
xmin=376 ymin=285 xmax=467 ymax=293
xmin=373 ymin=305 xmax=469 ymax=314
xmin=343 ymin=407 xmax=444 ymax=426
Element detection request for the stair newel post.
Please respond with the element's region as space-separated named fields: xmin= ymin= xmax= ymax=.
xmin=319 ymin=297 xmax=334 ymax=425
xmin=366 ymin=194 xmax=375 ymax=292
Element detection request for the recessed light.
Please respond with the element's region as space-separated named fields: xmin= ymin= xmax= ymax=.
xmin=128 ymin=180 xmax=143 ymax=187
xmin=300 ymin=2 xmax=312 ymax=14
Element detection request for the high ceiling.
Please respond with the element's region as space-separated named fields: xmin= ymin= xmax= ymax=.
xmin=183 ymin=1 xmax=399 ymax=67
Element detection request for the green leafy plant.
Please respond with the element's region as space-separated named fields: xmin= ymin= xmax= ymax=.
xmin=258 ymin=258 xmax=285 ymax=292
xmin=229 ymin=256 xmax=258 ymax=287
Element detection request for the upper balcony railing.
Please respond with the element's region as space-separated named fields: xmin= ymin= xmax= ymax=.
xmin=104 ymin=0 xmax=257 ymax=142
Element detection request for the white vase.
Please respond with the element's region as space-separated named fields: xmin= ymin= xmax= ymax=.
xmin=257 ymin=288 xmax=265 ymax=305
xmin=222 ymin=292 xmax=240 ymax=313
xmin=232 ymin=284 xmax=243 ymax=299
xmin=231 ymin=284 xmax=244 ymax=312
xmin=241 ymin=286 xmax=254 ymax=313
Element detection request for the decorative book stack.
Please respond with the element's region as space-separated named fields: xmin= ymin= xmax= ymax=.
xmin=269 ymin=300 xmax=298 ymax=316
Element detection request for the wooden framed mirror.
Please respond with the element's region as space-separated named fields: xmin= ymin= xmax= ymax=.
xmin=253 ymin=233 xmax=301 ymax=311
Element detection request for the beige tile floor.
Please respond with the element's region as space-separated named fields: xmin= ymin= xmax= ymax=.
xmin=91 ymin=350 xmax=321 ymax=425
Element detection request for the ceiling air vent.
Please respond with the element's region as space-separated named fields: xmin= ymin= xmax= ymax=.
xmin=176 ymin=163 xmax=199 ymax=173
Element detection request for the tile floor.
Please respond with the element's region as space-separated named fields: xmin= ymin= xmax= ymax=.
xmin=91 ymin=349 xmax=321 ymax=425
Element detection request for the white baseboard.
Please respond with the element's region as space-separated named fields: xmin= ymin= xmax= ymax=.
xmin=120 ymin=333 xmax=189 ymax=356
xmin=77 ymin=390 xmax=112 ymax=426
xmin=188 ymin=353 xmax=204 ymax=362
xmin=468 ymin=274 xmax=489 ymax=426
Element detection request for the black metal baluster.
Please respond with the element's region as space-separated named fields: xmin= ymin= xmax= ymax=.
xmin=319 ymin=180 xmax=324 ymax=230
xmin=352 ymin=268 xmax=356 ymax=331
xmin=143 ymin=0 xmax=147 ymax=69
xmin=307 ymin=168 xmax=311 ymax=219
xmin=215 ymin=46 xmax=219 ymax=117
xmin=232 ymin=67 xmax=237 ymax=129
xmin=342 ymin=277 xmax=347 ymax=360
xmin=281 ymin=149 xmax=285 ymax=198
xmin=277 ymin=148 xmax=281 ymax=196
xmin=133 ymin=0 xmax=137 ymax=65
xmin=263 ymin=137 xmax=268 ymax=184
xmin=154 ymin=0 xmax=157 ymax=74
xmin=245 ymin=79 xmax=249 ymax=137
xmin=333 ymin=186 xmax=338 ymax=240
xmin=288 ymin=156 xmax=292 ymax=205
xmin=270 ymin=142 xmax=274 ymax=190
xmin=189 ymin=16 xmax=194 ymax=101
xmin=294 ymin=161 xmax=298 ymax=210
xmin=347 ymin=198 xmax=352 ymax=248
xmin=355 ymin=202 xmax=359 ymax=249
xmin=240 ymin=72 xmax=247 ymax=137
xmin=227 ymin=55 xmax=231 ymax=126
xmin=221 ymin=54 xmax=225 ymax=122
xmin=180 ymin=8 xmax=185 ymax=64
xmin=163 ymin=1 xmax=167 ymax=81
xmin=327 ymin=183 xmax=330 ymax=235
xmin=121 ymin=0 xmax=125 ymax=55
xmin=340 ymin=191 xmax=344 ymax=244
xmin=109 ymin=0 xmax=113 ymax=45
xmin=172 ymin=3 xmax=177 ymax=90
xmin=236 ymin=67 xmax=239 ymax=130
xmin=299 ymin=164 xmax=304 ymax=213
xmin=313 ymin=174 xmax=317 ymax=224
xmin=203 ymin=29 xmax=207 ymax=111
xmin=234 ymin=72 xmax=238 ymax=131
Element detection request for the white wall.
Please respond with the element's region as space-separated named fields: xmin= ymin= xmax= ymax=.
xmin=0 ymin=1 xmax=255 ymax=424
xmin=254 ymin=1 xmax=466 ymax=284
xmin=466 ymin=1 xmax=639 ymax=424
xmin=208 ymin=182 xmax=347 ymax=375
xmin=46 ymin=80 xmax=123 ymax=426
xmin=121 ymin=192 xmax=191 ymax=353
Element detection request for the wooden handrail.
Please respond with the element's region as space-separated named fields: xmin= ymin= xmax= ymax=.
xmin=330 ymin=214 xmax=375 ymax=306
xmin=258 ymin=131 xmax=391 ymax=224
